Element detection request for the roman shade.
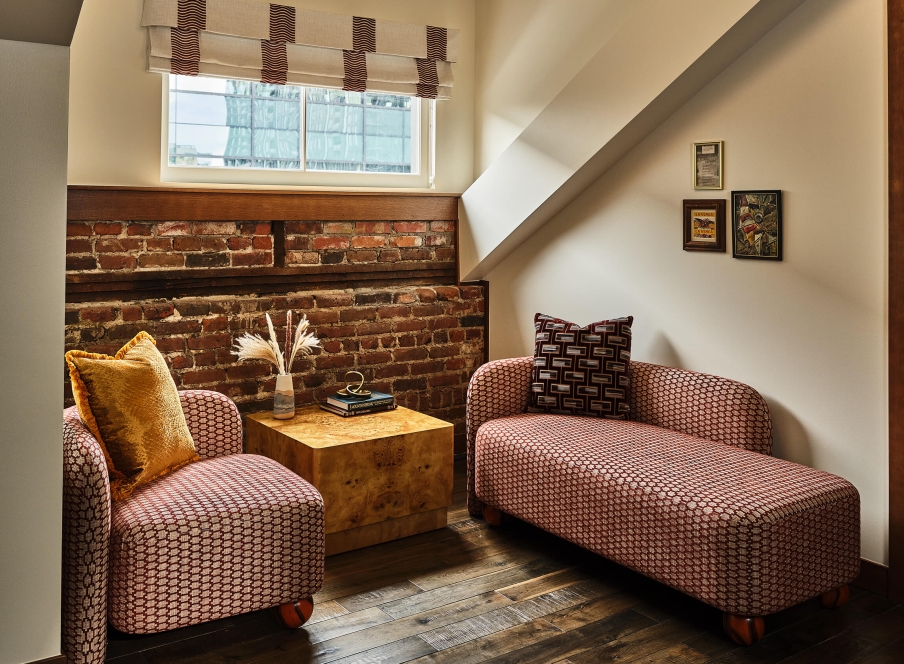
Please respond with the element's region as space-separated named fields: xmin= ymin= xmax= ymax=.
xmin=141 ymin=0 xmax=458 ymax=99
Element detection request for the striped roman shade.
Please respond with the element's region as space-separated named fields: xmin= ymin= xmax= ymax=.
xmin=141 ymin=0 xmax=458 ymax=99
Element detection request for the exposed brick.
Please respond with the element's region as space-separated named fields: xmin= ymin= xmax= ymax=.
xmin=319 ymin=324 xmax=356 ymax=339
xmin=147 ymin=238 xmax=173 ymax=252
xmin=80 ymin=307 xmax=115 ymax=323
xmin=393 ymin=347 xmax=428 ymax=362
xmin=351 ymin=235 xmax=387 ymax=249
xmin=121 ymin=306 xmax=142 ymax=321
xmin=394 ymin=377 xmax=427 ymax=391
xmin=375 ymin=364 xmax=408 ymax=379
xmin=430 ymin=221 xmax=455 ymax=232
xmin=390 ymin=235 xmax=422 ymax=247
xmin=182 ymin=369 xmax=227 ymax=385
xmin=231 ymin=251 xmax=271 ymax=267
xmin=413 ymin=304 xmax=443 ymax=317
xmin=192 ymin=351 xmax=218 ymax=367
xmin=410 ymin=360 xmax=444 ymax=375
xmin=99 ymin=255 xmax=138 ymax=270
xmin=461 ymin=315 xmax=485 ymax=327
xmin=286 ymin=222 xmax=323 ymax=234
xmin=94 ymin=222 xmax=123 ymax=235
xmin=154 ymin=320 xmax=201 ymax=335
xmin=429 ymin=344 xmax=462 ymax=358
xmin=127 ymin=223 xmax=154 ymax=236
xmin=65 ymin=310 xmax=80 ymax=325
xmin=192 ymin=221 xmax=236 ymax=235
xmin=357 ymin=321 xmax=393 ymax=335
xmin=377 ymin=306 xmax=410 ymax=319
xmin=401 ymin=248 xmax=431 ymax=261
xmin=394 ymin=319 xmax=427 ymax=333
xmin=316 ymin=293 xmax=354 ymax=307
xmin=171 ymin=355 xmax=194 ymax=370
xmin=359 ymin=351 xmax=393 ymax=365
xmin=158 ymin=222 xmax=191 ymax=236
xmin=67 ymin=223 xmax=93 ymax=237
xmin=285 ymin=236 xmax=310 ymax=250
xmin=239 ymin=222 xmax=271 ymax=235
xmin=174 ymin=236 xmax=202 ymax=251
xmin=340 ymin=307 xmax=377 ymax=322
xmin=355 ymin=292 xmax=393 ymax=306
xmin=143 ymin=303 xmax=174 ymax=320
xmin=315 ymin=354 xmax=355 ymax=370
xmin=186 ymin=253 xmax=229 ymax=268
xmin=429 ymin=373 xmax=460 ymax=388
xmin=429 ymin=316 xmax=459 ymax=330
xmin=227 ymin=363 xmax=272 ymax=380
xmin=348 ymin=250 xmax=378 ymax=262
xmin=306 ymin=310 xmax=340 ymax=325
xmin=416 ymin=288 xmax=437 ymax=303
xmin=395 ymin=292 xmax=417 ymax=304
xmin=95 ymin=238 xmax=142 ymax=253
xmin=459 ymin=285 xmax=484 ymax=299
xmin=252 ymin=236 xmax=273 ymax=250
xmin=139 ymin=253 xmax=184 ymax=268
xmin=228 ymin=237 xmax=254 ymax=251
xmin=393 ymin=221 xmax=427 ymax=233
xmin=202 ymin=316 xmax=229 ymax=332
xmin=378 ymin=249 xmax=401 ymax=263
xmin=186 ymin=333 xmax=233 ymax=350
xmin=324 ymin=222 xmax=353 ymax=234
xmin=201 ymin=237 xmax=228 ymax=252
xmin=426 ymin=234 xmax=450 ymax=246
xmin=435 ymin=247 xmax=456 ymax=261
xmin=313 ymin=236 xmax=350 ymax=250
xmin=287 ymin=251 xmax=320 ymax=264
xmin=355 ymin=222 xmax=391 ymax=234
xmin=434 ymin=286 xmax=460 ymax=301
xmin=66 ymin=239 xmax=93 ymax=254
xmin=175 ymin=302 xmax=210 ymax=317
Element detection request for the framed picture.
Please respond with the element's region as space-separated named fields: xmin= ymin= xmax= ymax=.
xmin=731 ymin=190 xmax=782 ymax=260
xmin=693 ymin=141 xmax=723 ymax=189
xmin=683 ymin=199 xmax=726 ymax=252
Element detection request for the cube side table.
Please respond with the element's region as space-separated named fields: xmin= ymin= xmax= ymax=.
xmin=245 ymin=405 xmax=454 ymax=555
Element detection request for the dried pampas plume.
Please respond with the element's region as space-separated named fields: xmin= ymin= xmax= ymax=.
xmin=233 ymin=312 xmax=320 ymax=376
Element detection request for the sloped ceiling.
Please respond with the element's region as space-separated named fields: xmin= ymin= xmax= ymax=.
xmin=459 ymin=0 xmax=806 ymax=281
xmin=0 ymin=0 xmax=84 ymax=46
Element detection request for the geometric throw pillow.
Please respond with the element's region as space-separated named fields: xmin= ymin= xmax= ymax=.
xmin=65 ymin=331 xmax=198 ymax=500
xmin=529 ymin=313 xmax=633 ymax=419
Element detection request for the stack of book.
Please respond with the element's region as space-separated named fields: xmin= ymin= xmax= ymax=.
xmin=320 ymin=390 xmax=396 ymax=417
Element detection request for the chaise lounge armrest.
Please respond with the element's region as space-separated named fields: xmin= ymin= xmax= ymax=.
xmin=465 ymin=357 xmax=773 ymax=516
xmin=179 ymin=389 xmax=243 ymax=458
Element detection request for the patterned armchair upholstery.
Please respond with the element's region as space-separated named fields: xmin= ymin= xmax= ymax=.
xmin=62 ymin=390 xmax=325 ymax=664
xmin=467 ymin=358 xmax=860 ymax=641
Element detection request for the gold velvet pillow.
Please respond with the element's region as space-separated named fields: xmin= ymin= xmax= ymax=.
xmin=65 ymin=332 xmax=198 ymax=500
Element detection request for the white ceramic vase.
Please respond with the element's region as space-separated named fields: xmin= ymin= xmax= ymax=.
xmin=273 ymin=374 xmax=296 ymax=419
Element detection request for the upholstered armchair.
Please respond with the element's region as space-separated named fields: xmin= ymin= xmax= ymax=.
xmin=62 ymin=390 xmax=325 ymax=664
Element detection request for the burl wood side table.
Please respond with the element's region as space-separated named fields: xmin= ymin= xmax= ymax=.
xmin=245 ymin=405 xmax=454 ymax=555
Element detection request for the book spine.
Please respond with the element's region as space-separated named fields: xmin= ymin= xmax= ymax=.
xmin=347 ymin=398 xmax=395 ymax=411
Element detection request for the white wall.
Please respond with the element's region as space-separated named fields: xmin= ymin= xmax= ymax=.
xmin=0 ymin=39 xmax=69 ymax=664
xmin=486 ymin=0 xmax=889 ymax=563
xmin=68 ymin=0 xmax=475 ymax=193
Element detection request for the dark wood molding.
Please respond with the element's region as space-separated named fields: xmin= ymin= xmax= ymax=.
xmin=66 ymin=262 xmax=457 ymax=303
xmin=889 ymin=0 xmax=904 ymax=604
xmin=67 ymin=186 xmax=459 ymax=222
xmin=853 ymin=558 xmax=889 ymax=597
xmin=25 ymin=655 xmax=66 ymax=664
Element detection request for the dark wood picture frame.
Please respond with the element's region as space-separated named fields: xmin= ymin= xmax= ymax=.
xmin=683 ymin=199 xmax=726 ymax=252
xmin=731 ymin=190 xmax=783 ymax=261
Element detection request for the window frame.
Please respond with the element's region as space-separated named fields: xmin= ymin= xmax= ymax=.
xmin=160 ymin=75 xmax=430 ymax=189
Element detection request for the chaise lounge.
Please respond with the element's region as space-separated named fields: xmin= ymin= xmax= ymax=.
xmin=467 ymin=357 xmax=861 ymax=645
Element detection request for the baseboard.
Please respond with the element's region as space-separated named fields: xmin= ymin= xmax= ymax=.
xmin=852 ymin=558 xmax=889 ymax=596
xmin=26 ymin=655 xmax=66 ymax=664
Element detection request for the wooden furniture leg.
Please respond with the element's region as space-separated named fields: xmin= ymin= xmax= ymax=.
xmin=276 ymin=598 xmax=314 ymax=628
xmin=820 ymin=584 xmax=850 ymax=608
xmin=723 ymin=613 xmax=765 ymax=646
xmin=483 ymin=505 xmax=506 ymax=526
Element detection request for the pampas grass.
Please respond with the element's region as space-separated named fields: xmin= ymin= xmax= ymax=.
xmin=233 ymin=312 xmax=320 ymax=375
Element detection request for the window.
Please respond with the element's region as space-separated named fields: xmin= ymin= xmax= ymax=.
xmin=167 ymin=75 xmax=419 ymax=175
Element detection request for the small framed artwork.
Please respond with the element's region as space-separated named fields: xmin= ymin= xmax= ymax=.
xmin=683 ymin=199 xmax=726 ymax=252
xmin=731 ymin=190 xmax=782 ymax=260
xmin=693 ymin=141 xmax=723 ymax=189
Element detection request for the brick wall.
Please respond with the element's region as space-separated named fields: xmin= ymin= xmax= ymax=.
xmin=64 ymin=213 xmax=483 ymax=442
xmin=65 ymin=219 xmax=455 ymax=270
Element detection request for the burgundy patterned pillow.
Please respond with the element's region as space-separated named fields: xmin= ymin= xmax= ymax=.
xmin=529 ymin=313 xmax=633 ymax=419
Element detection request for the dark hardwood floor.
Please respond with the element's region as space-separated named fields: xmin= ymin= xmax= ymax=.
xmin=107 ymin=459 xmax=904 ymax=664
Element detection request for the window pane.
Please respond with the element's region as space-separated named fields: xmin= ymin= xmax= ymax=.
xmin=253 ymin=128 xmax=300 ymax=159
xmin=253 ymin=98 xmax=300 ymax=130
xmin=305 ymin=87 xmax=413 ymax=173
xmin=169 ymin=75 xmax=302 ymax=170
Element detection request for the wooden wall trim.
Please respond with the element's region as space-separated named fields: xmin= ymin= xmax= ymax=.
xmin=853 ymin=559 xmax=889 ymax=597
xmin=889 ymin=0 xmax=904 ymax=604
xmin=67 ymin=186 xmax=459 ymax=221
xmin=26 ymin=655 xmax=66 ymax=664
xmin=66 ymin=262 xmax=457 ymax=303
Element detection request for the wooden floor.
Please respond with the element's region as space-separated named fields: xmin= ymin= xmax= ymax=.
xmin=107 ymin=460 xmax=904 ymax=664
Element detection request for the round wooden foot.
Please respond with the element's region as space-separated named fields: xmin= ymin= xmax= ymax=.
xmin=820 ymin=584 xmax=850 ymax=609
xmin=483 ymin=505 xmax=505 ymax=527
xmin=276 ymin=598 xmax=314 ymax=629
xmin=723 ymin=613 xmax=765 ymax=646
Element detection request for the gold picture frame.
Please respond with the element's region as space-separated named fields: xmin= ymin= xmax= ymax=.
xmin=693 ymin=141 xmax=723 ymax=190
